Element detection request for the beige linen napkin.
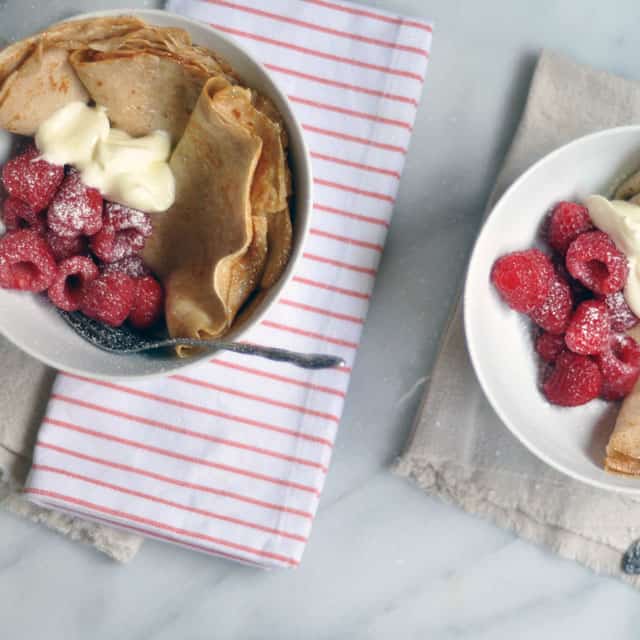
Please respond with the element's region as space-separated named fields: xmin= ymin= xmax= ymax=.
xmin=395 ymin=50 xmax=640 ymax=587
xmin=0 ymin=338 xmax=142 ymax=561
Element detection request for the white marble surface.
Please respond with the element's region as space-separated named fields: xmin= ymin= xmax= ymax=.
xmin=3 ymin=0 xmax=640 ymax=637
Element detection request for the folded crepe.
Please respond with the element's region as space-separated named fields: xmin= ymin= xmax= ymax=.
xmin=69 ymin=26 xmax=238 ymax=143
xmin=142 ymin=77 xmax=258 ymax=345
xmin=0 ymin=16 xmax=145 ymax=135
xmin=605 ymin=325 xmax=640 ymax=475
xmin=0 ymin=16 xmax=237 ymax=141
xmin=605 ymin=384 xmax=640 ymax=475
xmin=142 ymin=75 xmax=293 ymax=351
xmin=209 ymin=84 xmax=293 ymax=289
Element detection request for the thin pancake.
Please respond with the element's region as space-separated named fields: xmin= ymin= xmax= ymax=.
xmin=615 ymin=169 xmax=640 ymax=201
xmin=0 ymin=16 xmax=145 ymax=134
xmin=605 ymin=449 xmax=640 ymax=476
xmin=206 ymin=84 xmax=288 ymax=214
xmin=0 ymin=45 xmax=88 ymax=135
xmin=70 ymin=48 xmax=215 ymax=142
xmin=260 ymin=207 xmax=292 ymax=288
xmin=143 ymin=77 xmax=262 ymax=346
xmin=226 ymin=215 xmax=269 ymax=319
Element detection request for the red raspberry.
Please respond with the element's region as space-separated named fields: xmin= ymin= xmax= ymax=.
xmin=535 ymin=331 xmax=566 ymax=362
xmin=90 ymin=226 xmax=145 ymax=263
xmin=566 ymin=231 xmax=628 ymax=295
xmin=45 ymin=232 xmax=89 ymax=262
xmin=47 ymin=172 xmax=103 ymax=238
xmin=1 ymin=197 xmax=46 ymax=234
xmin=529 ymin=272 xmax=573 ymax=334
xmin=491 ymin=249 xmax=554 ymax=313
xmin=1 ymin=145 xmax=64 ymax=211
xmin=597 ymin=291 xmax=638 ymax=332
xmin=596 ymin=335 xmax=640 ymax=400
xmin=104 ymin=202 xmax=152 ymax=236
xmin=129 ymin=275 xmax=164 ymax=329
xmin=555 ymin=260 xmax=593 ymax=306
xmin=102 ymin=256 xmax=150 ymax=278
xmin=547 ymin=201 xmax=593 ymax=254
xmin=542 ymin=350 xmax=602 ymax=406
xmin=89 ymin=202 xmax=152 ymax=263
xmin=47 ymin=256 xmax=99 ymax=312
xmin=564 ymin=300 xmax=611 ymax=355
xmin=79 ymin=271 xmax=136 ymax=327
xmin=0 ymin=229 xmax=57 ymax=292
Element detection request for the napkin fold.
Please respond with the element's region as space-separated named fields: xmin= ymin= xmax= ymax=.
xmin=0 ymin=338 xmax=142 ymax=562
xmin=22 ymin=0 xmax=433 ymax=567
xmin=396 ymin=50 xmax=640 ymax=587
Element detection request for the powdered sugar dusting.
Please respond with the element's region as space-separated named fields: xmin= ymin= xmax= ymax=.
xmin=2 ymin=146 xmax=64 ymax=211
xmin=102 ymin=255 xmax=150 ymax=278
xmin=79 ymin=271 xmax=136 ymax=327
xmin=600 ymin=290 xmax=639 ymax=332
xmin=90 ymin=225 xmax=146 ymax=263
xmin=105 ymin=201 xmax=152 ymax=236
xmin=48 ymin=172 xmax=103 ymax=237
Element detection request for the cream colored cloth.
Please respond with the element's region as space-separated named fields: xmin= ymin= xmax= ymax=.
xmin=0 ymin=337 xmax=142 ymax=562
xmin=395 ymin=50 xmax=640 ymax=587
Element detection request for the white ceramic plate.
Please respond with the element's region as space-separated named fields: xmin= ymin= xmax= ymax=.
xmin=0 ymin=9 xmax=312 ymax=379
xmin=465 ymin=125 xmax=640 ymax=494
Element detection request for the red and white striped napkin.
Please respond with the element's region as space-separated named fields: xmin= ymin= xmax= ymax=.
xmin=25 ymin=0 xmax=432 ymax=568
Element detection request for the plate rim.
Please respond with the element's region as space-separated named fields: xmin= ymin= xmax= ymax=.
xmin=0 ymin=7 xmax=314 ymax=380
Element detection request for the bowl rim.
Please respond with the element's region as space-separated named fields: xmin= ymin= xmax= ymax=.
xmin=0 ymin=8 xmax=313 ymax=380
xmin=463 ymin=124 xmax=640 ymax=494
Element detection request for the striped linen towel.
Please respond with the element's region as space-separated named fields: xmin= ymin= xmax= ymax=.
xmin=25 ymin=0 xmax=432 ymax=568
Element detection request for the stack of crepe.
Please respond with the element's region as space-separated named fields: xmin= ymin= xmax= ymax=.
xmin=0 ymin=16 xmax=293 ymax=352
xmin=605 ymin=379 xmax=640 ymax=475
xmin=605 ymin=326 xmax=640 ymax=475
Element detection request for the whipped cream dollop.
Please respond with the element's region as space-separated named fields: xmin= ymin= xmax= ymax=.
xmin=35 ymin=102 xmax=175 ymax=213
xmin=586 ymin=194 xmax=640 ymax=316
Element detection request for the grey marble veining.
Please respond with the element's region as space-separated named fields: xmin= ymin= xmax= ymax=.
xmin=2 ymin=0 xmax=640 ymax=637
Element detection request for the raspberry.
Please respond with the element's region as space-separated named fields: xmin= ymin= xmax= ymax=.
xmin=104 ymin=202 xmax=152 ymax=236
xmin=129 ymin=275 xmax=164 ymax=329
xmin=45 ymin=232 xmax=89 ymax=262
xmin=547 ymin=201 xmax=593 ymax=254
xmin=90 ymin=226 xmax=145 ymax=262
xmin=1 ymin=145 xmax=64 ymax=211
xmin=79 ymin=271 xmax=136 ymax=327
xmin=47 ymin=256 xmax=99 ymax=312
xmin=542 ymin=350 xmax=602 ymax=406
xmin=597 ymin=291 xmax=639 ymax=332
xmin=1 ymin=197 xmax=46 ymax=234
xmin=102 ymin=256 xmax=150 ymax=278
xmin=47 ymin=172 xmax=103 ymax=238
xmin=89 ymin=202 xmax=152 ymax=263
xmin=536 ymin=331 xmax=566 ymax=362
xmin=596 ymin=335 xmax=640 ymax=400
xmin=555 ymin=261 xmax=593 ymax=306
xmin=0 ymin=229 xmax=57 ymax=292
xmin=566 ymin=231 xmax=628 ymax=295
xmin=564 ymin=300 xmax=611 ymax=355
xmin=529 ymin=272 xmax=573 ymax=334
xmin=491 ymin=249 xmax=554 ymax=313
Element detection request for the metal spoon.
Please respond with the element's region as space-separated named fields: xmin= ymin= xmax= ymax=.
xmin=59 ymin=310 xmax=345 ymax=370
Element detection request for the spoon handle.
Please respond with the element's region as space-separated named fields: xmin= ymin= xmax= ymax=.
xmin=169 ymin=338 xmax=346 ymax=370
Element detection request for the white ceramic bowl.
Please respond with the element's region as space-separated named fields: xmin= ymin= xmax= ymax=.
xmin=0 ymin=9 xmax=312 ymax=379
xmin=465 ymin=125 xmax=640 ymax=494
